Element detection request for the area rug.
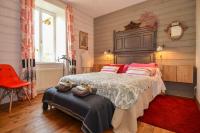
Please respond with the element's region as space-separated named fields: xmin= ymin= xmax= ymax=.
xmin=138 ymin=95 xmax=200 ymax=133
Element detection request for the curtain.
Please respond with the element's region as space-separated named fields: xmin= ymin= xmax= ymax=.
xmin=20 ymin=0 xmax=37 ymax=98
xmin=66 ymin=3 xmax=76 ymax=74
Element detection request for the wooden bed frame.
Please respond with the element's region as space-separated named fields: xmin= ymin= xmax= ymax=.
xmin=113 ymin=25 xmax=157 ymax=64
xmin=92 ymin=25 xmax=157 ymax=72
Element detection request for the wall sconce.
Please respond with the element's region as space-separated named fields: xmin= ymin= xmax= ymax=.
xmin=104 ymin=49 xmax=112 ymax=64
xmin=157 ymin=45 xmax=165 ymax=67
xmin=104 ymin=49 xmax=112 ymax=55
xmin=157 ymin=45 xmax=164 ymax=52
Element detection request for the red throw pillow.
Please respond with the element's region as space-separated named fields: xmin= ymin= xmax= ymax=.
xmin=122 ymin=64 xmax=129 ymax=73
xmin=106 ymin=64 xmax=125 ymax=73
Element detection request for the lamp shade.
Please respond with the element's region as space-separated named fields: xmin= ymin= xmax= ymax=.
xmin=104 ymin=49 xmax=111 ymax=55
xmin=104 ymin=51 xmax=108 ymax=55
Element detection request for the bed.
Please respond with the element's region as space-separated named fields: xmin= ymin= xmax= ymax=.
xmin=42 ymin=25 xmax=166 ymax=133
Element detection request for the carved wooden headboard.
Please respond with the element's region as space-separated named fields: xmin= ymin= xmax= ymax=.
xmin=113 ymin=27 xmax=157 ymax=64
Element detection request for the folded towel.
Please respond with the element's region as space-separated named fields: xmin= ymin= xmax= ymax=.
xmin=55 ymin=81 xmax=77 ymax=92
xmin=71 ymin=84 xmax=96 ymax=97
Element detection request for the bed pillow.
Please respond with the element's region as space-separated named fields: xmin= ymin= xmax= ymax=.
xmin=100 ymin=66 xmax=120 ymax=73
xmin=106 ymin=64 xmax=125 ymax=73
xmin=122 ymin=64 xmax=129 ymax=73
xmin=130 ymin=63 xmax=158 ymax=68
xmin=126 ymin=67 xmax=156 ymax=76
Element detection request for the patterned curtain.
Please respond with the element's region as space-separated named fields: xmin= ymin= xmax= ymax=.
xmin=66 ymin=3 xmax=76 ymax=74
xmin=20 ymin=0 xmax=37 ymax=98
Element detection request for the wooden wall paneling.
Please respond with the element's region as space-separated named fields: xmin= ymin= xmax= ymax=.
xmin=0 ymin=1 xmax=21 ymax=73
xmin=73 ymin=6 xmax=94 ymax=74
xmin=177 ymin=65 xmax=193 ymax=83
xmin=94 ymin=0 xmax=196 ymax=66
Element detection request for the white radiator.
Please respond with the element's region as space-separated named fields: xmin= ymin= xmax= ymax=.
xmin=36 ymin=63 xmax=64 ymax=93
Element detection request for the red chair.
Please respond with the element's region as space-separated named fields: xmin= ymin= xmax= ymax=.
xmin=0 ymin=64 xmax=31 ymax=112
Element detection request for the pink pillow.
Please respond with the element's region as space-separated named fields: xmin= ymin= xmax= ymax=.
xmin=100 ymin=66 xmax=119 ymax=73
xmin=126 ymin=67 xmax=156 ymax=76
xmin=130 ymin=63 xmax=158 ymax=68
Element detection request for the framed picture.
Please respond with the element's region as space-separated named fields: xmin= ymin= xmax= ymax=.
xmin=79 ymin=31 xmax=88 ymax=50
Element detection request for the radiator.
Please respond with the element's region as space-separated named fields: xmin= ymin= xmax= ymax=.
xmin=36 ymin=64 xmax=63 ymax=93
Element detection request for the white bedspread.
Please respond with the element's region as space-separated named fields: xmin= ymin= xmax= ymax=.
xmin=150 ymin=68 xmax=166 ymax=97
xmin=60 ymin=72 xmax=153 ymax=109
xmin=112 ymin=84 xmax=154 ymax=133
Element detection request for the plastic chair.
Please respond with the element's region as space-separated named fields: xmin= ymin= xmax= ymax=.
xmin=0 ymin=64 xmax=31 ymax=112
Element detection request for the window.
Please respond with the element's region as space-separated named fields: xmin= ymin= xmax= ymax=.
xmin=34 ymin=8 xmax=56 ymax=62
xmin=34 ymin=0 xmax=66 ymax=63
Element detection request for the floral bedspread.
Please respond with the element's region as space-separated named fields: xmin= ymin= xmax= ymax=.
xmin=59 ymin=72 xmax=152 ymax=109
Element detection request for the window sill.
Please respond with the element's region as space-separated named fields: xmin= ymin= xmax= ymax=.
xmin=36 ymin=62 xmax=64 ymax=69
xmin=36 ymin=62 xmax=63 ymax=65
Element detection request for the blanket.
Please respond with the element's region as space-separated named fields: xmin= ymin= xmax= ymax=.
xmin=59 ymin=72 xmax=152 ymax=109
xmin=42 ymin=88 xmax=114 ymax=133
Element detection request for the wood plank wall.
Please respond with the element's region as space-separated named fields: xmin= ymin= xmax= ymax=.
xmin=0 ymin=0 xmax=21 ymax=73
xmin=73 ymin=6 xmax=94 ymax=74
xmin=94 ymin=0 xmax=196 ymax=66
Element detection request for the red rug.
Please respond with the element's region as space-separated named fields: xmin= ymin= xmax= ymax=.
xmin=139 ymin=95 xmax=200 ymax=133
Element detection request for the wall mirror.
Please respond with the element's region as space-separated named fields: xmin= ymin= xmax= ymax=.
xmin=165 ymin=21 xmax=187 ymax=41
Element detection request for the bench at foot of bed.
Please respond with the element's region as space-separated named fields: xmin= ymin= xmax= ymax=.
xmin=42 ymin=87 xmax=115 ymax=133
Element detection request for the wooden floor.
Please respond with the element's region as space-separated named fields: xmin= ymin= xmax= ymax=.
xmin=0 ymin=94 xmax=174 ymax=133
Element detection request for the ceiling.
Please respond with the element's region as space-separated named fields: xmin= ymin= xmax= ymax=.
xmin=65 ymin=0 xmax=147 ymax=18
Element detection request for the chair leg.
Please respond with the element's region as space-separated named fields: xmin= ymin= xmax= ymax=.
xmin=23 ymin=88 xmax=31 ymax=105
xmin=16 ymin=89 xmax=20 ymax=101
xmin=9 ymin=90 xmax=13 ymax=113
xmin=0 ymin=89 xmax=5 ymax=104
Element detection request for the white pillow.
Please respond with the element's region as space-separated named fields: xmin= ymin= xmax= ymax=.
xmin=126 ymin=67 xmax=156 ymax=76
xmin=100 ymin=66 xmax=119 ymax=73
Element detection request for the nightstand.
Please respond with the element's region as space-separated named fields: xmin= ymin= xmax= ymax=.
xmin=161 ymin=65 xmax=196 ymax=98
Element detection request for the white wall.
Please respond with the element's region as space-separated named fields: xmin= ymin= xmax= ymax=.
xmin=0 ymin=0 xmax=21 ymax=73
xmin=73 ymin=6 xmax=94 ymax=73
xmin=196 ymin=0 xmax=200 ymax=103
